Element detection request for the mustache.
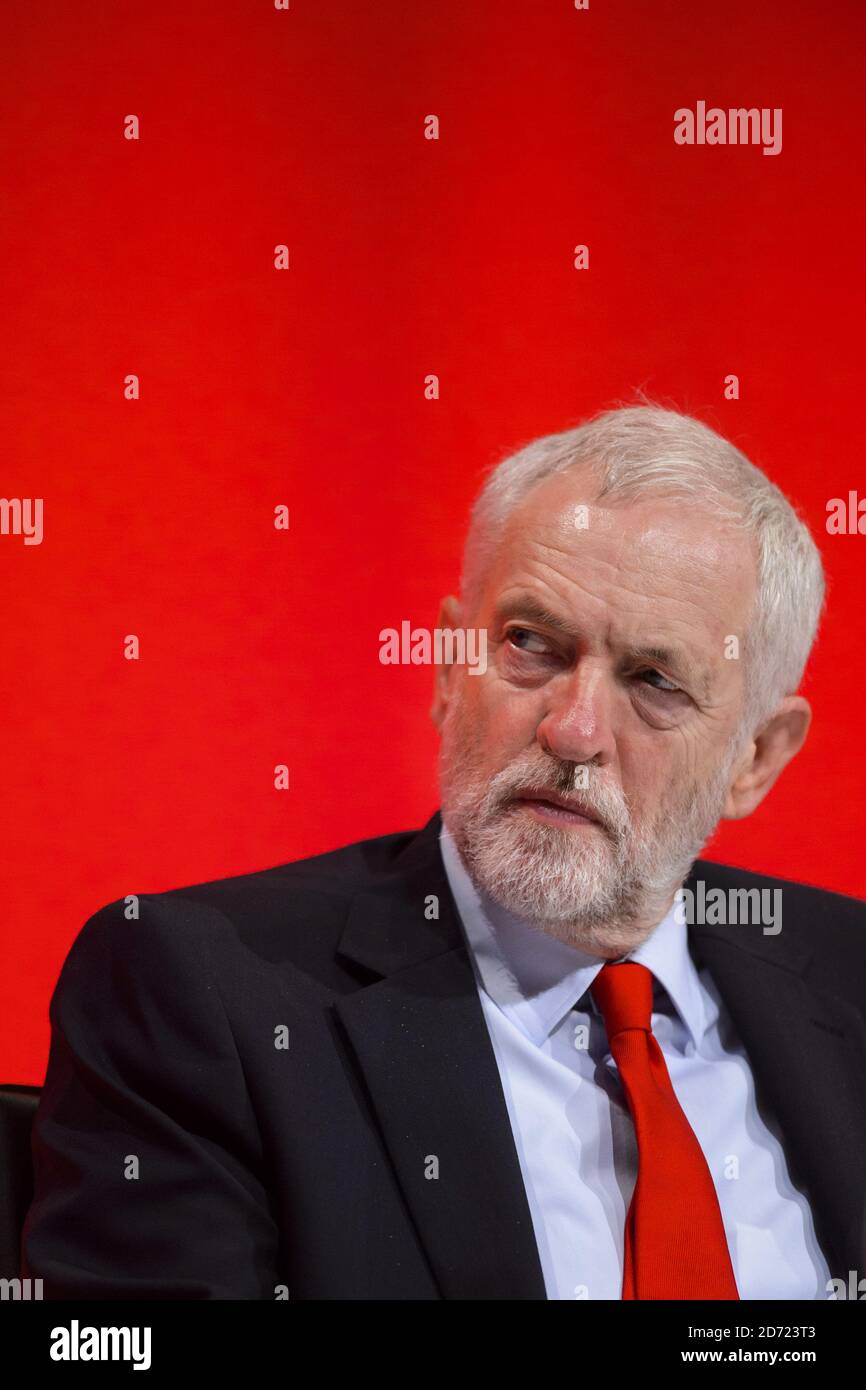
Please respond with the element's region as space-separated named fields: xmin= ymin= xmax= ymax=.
xmin=486 ymin=759 xmax=631 ymax=837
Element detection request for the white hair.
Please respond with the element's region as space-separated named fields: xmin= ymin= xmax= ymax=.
xmin=460 ymin=401 xmax=826 ymax=735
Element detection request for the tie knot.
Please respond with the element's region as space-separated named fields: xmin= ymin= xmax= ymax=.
xmin=590 ymin=961 xmax=654 ymax=1039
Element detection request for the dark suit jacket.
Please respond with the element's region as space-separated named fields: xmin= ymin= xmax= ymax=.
xmin=21 ymin=810 xmax=866 ymax=1299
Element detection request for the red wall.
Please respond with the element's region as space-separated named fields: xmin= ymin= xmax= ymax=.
xmin=2 ymin=0 xmax=864 ymax=1083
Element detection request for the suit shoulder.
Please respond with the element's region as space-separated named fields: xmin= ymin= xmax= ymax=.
xmin=156 ymin=822 xmax=423 ymax=924
xmin=697 ymin=858 xmax=866 ymax=917
xmin=693 ymin=858 xmax=866 ymax=968
xmin=69 ymin=822 xmax=431 ymax=985
xmin=49 ymin=890 xmax=226 ymax=1042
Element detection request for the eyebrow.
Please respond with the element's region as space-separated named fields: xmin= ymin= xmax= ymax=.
xmin=491 ymin=594 xmax=714 ymax=697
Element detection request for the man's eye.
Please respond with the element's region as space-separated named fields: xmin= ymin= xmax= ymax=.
xmin=638 ymin=668 xmax=681 ymax=693
xmin=507 ymin=627 xmax=551 ymax=656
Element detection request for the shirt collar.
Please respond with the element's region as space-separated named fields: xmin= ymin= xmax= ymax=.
xmin=439 ymin=821 xmax=707 ymax=1048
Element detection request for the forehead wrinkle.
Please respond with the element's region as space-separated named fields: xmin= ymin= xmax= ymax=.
xmin=527 ymin=530 xmax=722 ymax=600
xmin=525 ymin=512 xmax=746 ymax=622
xmin=518 ymin=528 xmax=720 ymax=609
xmin=507 ymin=544 xmax=728 ymax=643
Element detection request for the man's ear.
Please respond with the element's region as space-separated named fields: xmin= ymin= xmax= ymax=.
xmin=721 ymin=695 xmax=812 ymax=820
xmin=430 ymin=595 xmax=464 ymax=732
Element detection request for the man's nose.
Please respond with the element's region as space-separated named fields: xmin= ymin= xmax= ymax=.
xmin=535 ymin=661 xmax=616 ymax=767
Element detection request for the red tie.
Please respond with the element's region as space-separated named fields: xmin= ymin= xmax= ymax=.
xmin=590 ymin=961 xmax=740 ymax=1300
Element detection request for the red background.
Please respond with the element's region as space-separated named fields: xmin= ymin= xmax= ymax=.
xmin=2 ymin=0 xmax=864 ymax=1083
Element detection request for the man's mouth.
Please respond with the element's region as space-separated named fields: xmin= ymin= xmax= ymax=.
xmin=510 ymin=791 xmax=603 ymax=829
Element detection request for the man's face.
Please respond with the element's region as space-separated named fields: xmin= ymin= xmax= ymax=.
xmin=435 ymin=468 xmax=759 ymax=958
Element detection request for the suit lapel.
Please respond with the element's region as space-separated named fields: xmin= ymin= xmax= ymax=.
xmin=334 ymin=822 xmax=866 ymax=1296
xmin=333 ymin=814 xmax=547 ymax=1298
xmin=687 ymin=863 xmax=866 ymax=1284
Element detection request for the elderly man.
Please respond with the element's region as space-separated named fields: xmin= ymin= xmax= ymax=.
xmin=22 ymin=405 xmax=866 ymax=1301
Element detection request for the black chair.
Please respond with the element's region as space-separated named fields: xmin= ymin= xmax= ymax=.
xmin=0 ymin=1084 xmax=40 ymax=1278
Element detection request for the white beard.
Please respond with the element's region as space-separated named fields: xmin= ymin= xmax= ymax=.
xmin=438 ymin=706 xmax=740 ymax=956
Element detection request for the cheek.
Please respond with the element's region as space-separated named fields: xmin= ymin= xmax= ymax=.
xmin=479 ymin=678 xmax=543 ymax=751
xmin=619 ymin=736 xmax=681 ymax=812
xmin=446 ymin=679 xmax=536 ymax=779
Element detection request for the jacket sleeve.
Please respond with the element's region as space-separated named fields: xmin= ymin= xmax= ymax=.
xmin=20 ymin=893 xmax=281 ymax=1299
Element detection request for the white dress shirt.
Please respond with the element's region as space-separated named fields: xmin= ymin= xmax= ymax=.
xmin=439 ymin=823 xmax=833 ymax=1300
